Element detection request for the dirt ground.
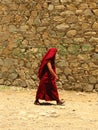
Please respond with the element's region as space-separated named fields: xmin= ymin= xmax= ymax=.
xmin=0 ymin=86 xmax=98 ymax=130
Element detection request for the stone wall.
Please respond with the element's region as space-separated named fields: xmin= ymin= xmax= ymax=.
xmin=0 ymin=0 xmax=98 ymax=92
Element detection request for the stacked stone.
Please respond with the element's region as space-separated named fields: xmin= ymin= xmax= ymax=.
xmin=0 ymin=0 xmax=98 ymax=92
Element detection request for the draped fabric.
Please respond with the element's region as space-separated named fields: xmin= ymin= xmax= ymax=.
xmin=35 ymin=48 xmax=60 ymax=101
xmin=38 ymin=48 xmax=57 ymax=79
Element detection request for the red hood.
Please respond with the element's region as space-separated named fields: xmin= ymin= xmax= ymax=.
xmin=38 ymin=48 xmax=57 ymax=79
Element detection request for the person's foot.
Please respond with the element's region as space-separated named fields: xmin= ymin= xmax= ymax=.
xmin=34 ymin=100 xmax=40 ymax=105
xmin=57 ymin=99 xmax=65 ymax=105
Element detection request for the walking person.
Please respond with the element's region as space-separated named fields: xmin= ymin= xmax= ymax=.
xmin=34 ymin=48 xmax=64 ymax=105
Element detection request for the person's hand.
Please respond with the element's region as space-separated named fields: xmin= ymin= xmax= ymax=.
xmin=55 ymin=75 xmax=59 ymax=81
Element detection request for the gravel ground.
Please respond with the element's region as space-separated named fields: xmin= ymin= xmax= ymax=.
xmin=0 ymin=86 xmax=98 ymax=130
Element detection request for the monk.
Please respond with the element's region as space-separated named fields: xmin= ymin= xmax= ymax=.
xmin=34 ymin=48 xmax=64 ymax=105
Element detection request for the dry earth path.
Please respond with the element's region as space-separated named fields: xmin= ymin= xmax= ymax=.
xmin=0 ymin=86 xmax=98 ymax=130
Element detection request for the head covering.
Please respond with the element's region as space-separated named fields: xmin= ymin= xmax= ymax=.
xmin=38 ymin=48 xmax=57 ymax=79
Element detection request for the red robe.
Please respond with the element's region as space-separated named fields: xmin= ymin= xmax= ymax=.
xmin=35 ymin=48 xmax=60 ymax=101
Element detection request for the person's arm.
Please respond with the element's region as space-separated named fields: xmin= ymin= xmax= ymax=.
xmin=47 ymin=60 xmax=58 ymax=80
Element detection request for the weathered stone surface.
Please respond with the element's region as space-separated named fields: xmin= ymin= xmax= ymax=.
xmin=79 ymin=3 xmax=88 ymax=10
xmin=26 ymin=79 xmax=35 ymax=89
xmin=83 ymin=84 xmax=94 ymax=92
xmin=66 ymin=30 xmax=77 ymax=37
xmin=81 ymin=44 xmax=93 ymax=52
xmin=0 ymin=79 xmax=4 ymax=85
xmin=48 ymin=4 xmax=54 ymax=10
xmin=0 ymin=0 xmax=97 ymax=92
xmin=60 ymin=0 xmax=72 ymax=2
xmin=4 ymin=80 xmax=11 ymax=86
xmin=66 ymin=4 xmax=77 ymax=11
xmin=88 ymin=2 xmax=96 ymax=9
xmin=74 ymin=83 xmax=83 ymax=91
xmin=56 ymin=23 xmax=69 ymax=30
xmin=76 ymin=10 xmax=83 ymax=15
xmin=91 ymin=70 xmax=98 ymax=76
xmin=89 ymin=76 xmax=96 ymax=84
xmin=92 ymin=22 xmax=98 ymax=30
xmin=82 ymin=23 xmax=91 ymax=31
xmin=55 ymin=5 xmax=65 ymax=10
xmin=8 ymin=25 xmax=18 ymax=32
xmin=93 ymin=9 xmax=98 ymax=16
xmin=92 ymin=53 xmax=98 ymax=60
xmin=53 ymin=16 xmax=65 ymax=22
xmin=0 ymin=59 xmax=4 ymax=66
xmin=95 ymin=84 xmax=98 ymax=92
xmin=13 ymin=79 xmax=27 ymax=87
xmin=66 ymin=15 xmax=78 ymax=24
xmin=60 ymin=11 xmax=74 ymax=16
xmin=89 ymin=37 xmax=98 ymax=42
xmin=64 ymin=68 xmax=72 ymax=75
xmin=95 ymin=45 xmax=98 ymax=53
xmin=83 ymin=9 xmax=93 ymax=16
xmin=74 ymin=38 xmax=85 ymax=43
xmin=8 ymin=73 xmax=18 ymax=81
xmin=0 ymin=32 xmax=10 ymax=42
xmin=68 ymin=45 xmax=80 ymax=54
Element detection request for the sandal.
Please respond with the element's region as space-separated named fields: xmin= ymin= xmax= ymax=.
xmin=57 ymin=100 xmax=65 ymax=105
xmin=34 ymin=100 xmax=40 ymax=105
